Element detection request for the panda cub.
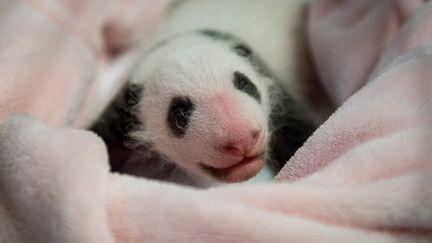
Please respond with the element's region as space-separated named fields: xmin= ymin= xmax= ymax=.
xmin=92 ymin=0 xmax=317 ymax=187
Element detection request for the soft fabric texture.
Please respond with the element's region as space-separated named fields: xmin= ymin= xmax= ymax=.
xmin=0 ymin=0 xmax=172 ymax=128
xmin=1 ymin=0 xmax=432 ymax=242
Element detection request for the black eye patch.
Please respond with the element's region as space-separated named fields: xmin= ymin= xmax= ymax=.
xmin=167 ymin=96 xmax=194 ymax=138
xmin=233 ymin=71 xmax=261 ymax=103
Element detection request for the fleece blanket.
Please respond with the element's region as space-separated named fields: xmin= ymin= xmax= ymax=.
xmin=1 ymin=0 xmax=432 ymax=242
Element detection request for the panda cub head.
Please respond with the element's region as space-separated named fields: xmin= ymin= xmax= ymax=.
xmin=103 ymin=30 xmax=315 ymax=183
xmin=127 ymin=30 xmax=273 ymax=182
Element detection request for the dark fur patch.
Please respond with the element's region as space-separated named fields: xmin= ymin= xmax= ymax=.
xmin=167 ymin=96 xmax=195 ymax=138
xmin=90 ymin=82 xmax=144 ymax=170
xmin=233 ymin=71 xmax=261 ymax=103
xmin=267 ymin=84 xmax=316 ymax=171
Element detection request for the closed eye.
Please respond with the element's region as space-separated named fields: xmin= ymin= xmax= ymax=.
xmin=168 ymin=96 xmax=194 ymax=137
xmin=174 ymin=109 xmax=189 ymax=129
xmin=233 ymin=71 xmax=261 ymax=103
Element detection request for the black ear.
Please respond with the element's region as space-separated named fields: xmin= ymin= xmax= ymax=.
xmin=268 ymin=85 xmax=316 ymax=173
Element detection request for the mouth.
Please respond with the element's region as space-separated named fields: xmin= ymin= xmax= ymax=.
xmin=200 ymin=153 xmax=265 ymax=183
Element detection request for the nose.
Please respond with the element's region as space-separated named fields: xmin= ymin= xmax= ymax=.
xmin=219 ymin=128 xmax=261 ymax=156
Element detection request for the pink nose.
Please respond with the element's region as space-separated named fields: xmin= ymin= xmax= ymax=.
xmin=219 ymin=129 xmax=261 ymax=156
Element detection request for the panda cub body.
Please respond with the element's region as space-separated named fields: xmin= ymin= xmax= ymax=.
xmin=92 ymin=0 xmax=317 ymax=187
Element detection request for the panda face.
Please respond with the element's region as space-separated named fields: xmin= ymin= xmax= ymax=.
xmin=131 ymin=36 xmax=272 ymax=182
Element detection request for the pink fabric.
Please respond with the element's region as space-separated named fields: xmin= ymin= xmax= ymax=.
xmin=309 ymin=0 xmax=424 ymax=105
xmin=1 ymin=116 xmax=430 ymax=243
xmin=1 ymin=0 xmax=432 ymax=242
xmin=0 ymin=0 xmax=171 ymax=128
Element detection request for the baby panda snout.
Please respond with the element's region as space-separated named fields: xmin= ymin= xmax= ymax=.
xmin=203 ymin=116 xmax=267 ymax=181
xmin=218 ymin=128 xmax=261 ymax=157
xmin=206 ymin=93 xmax=268 ymax=162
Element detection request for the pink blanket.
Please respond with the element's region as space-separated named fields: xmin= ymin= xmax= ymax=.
xmin=0 ymin=0 xmax=171 ymax=128
xmin=1 ymin=0 xmax=432 ymax=242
